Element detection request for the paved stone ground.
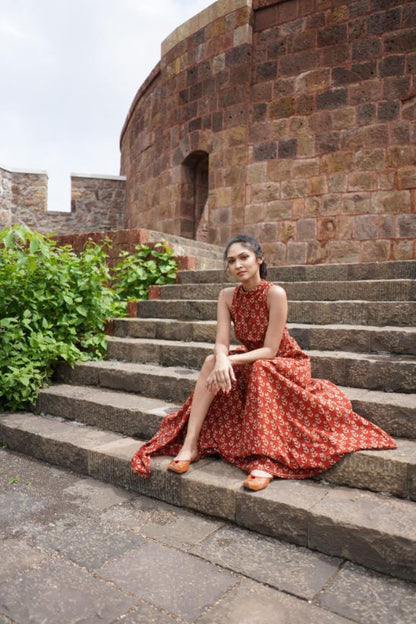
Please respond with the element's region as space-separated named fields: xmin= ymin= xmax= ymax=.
xmin=1 ymin=448 xmax=415 ymax=624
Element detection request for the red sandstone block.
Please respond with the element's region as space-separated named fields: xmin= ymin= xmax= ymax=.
xmin=391 ymin=239 xmax=415 ymax=260
xmin=279 ymin=50 xmax=321 ymax=76
xmin=287 ymin=241 xmax=307 ymax=264
xmin=126 ymin=301 xmax=139 ymax=317
xmin=148 ymin=285 xmax=161 ymax=300
xmin=277 ymin=0 xmax=298 ymax=24
xmin=352 ymin=38 xmax=382 ymax=61
xmin=384 ymin=28 xmax=416 ymax=54
xmin=398 ymin=167 xmax=416 ymax=190
xmin=360 ymin=240 xmax=390 ymax=263
xmin=322 ymin=43 xmax=349 ymax=65
xmin=254 ymin=6 xmax=278 ymax=32
xmin=329 ymin=240 xmax=360 ymax=263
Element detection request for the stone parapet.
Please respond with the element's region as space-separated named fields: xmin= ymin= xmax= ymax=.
xmin=0 ymin=166 xmax=126 ymax=235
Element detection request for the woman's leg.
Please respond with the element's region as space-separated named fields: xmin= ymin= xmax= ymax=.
xmin=173 ymin=354 xmax=217 ymax=461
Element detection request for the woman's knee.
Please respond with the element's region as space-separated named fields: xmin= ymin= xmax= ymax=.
xmin=200 ymin=353 xmax=215 ymax=376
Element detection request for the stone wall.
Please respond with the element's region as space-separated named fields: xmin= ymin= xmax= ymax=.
xmin=0 ymin=166 xmax=126 ymax=235
xmin=120 ymin=0 xmax=416 ymax=264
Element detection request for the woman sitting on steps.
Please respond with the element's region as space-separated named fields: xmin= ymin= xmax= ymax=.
xmin=131 ymin=234 xmax=396 ymax=491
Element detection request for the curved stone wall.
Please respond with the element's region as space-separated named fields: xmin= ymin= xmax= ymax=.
xmin=120 ymin=0 xmax=416 ymax=264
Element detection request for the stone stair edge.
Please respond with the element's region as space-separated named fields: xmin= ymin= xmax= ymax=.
xmin=1 ymin=411 xmax=415 ymax=583
xmin=50 ymin=363 xmax=416 ymax=438
xmin=177 ymin=260 xmax=416 ymax=283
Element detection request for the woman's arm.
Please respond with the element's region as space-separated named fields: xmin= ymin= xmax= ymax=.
xmin=206 ymin=288 xmax=236 ymax=393
xmin=228 ymin=285 xmax=287 ymax=365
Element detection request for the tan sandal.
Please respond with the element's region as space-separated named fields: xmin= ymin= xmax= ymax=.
xmin=243 ymin=474 xmax=272 ymax=491
xmin=167 ymin=455 xmax=200 ymax=474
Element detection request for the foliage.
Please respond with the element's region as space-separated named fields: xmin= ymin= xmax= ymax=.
xmin=112 ymin=242 xmax=178 ymax=303
xmin=0 ymin=225 xmax=119 ymax=410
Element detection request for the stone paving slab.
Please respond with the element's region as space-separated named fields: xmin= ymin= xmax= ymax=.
xmin=97 ymin=541 xmax=238 ymax=621
xmin=195 ymin=578 xmax=353 ymax=624
xmin=317 ymin=561 xmax=416 ymax=624
xmin=1 ymin=448 xmax=416 ymax=624
xmin=190 ymin=524 xmax=342 ymax=600
xmin=1 ymin=559 xmax=136 ymax=624
xmin=2 ymin=414 xmax=416 ymax=582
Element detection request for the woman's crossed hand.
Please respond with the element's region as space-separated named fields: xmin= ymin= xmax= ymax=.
xmin=206 ymin=354 xmax=236 ymax=394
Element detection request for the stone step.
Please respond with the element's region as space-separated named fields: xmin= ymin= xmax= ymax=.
xmin=104 ymin=337 xmax=416 ymax=393
xmin=36 ymin=383 xmax=416 ymax=502
xmin=178 ymin=260 xmax=416 ymax=284
xmin=1 ymin=412 xmax=415 ymax=582
xmin=135 ymin=299 xmax=416 ymax=326
xmin=53 ymin=362 xmax=416 ymax=438
xmin=111 ymin=318 xmax=416 ymax=356
xmin=159 ymin=280 xmax=416 ymax=302
xmin=146 ymin=230 xmax=223 ymax=269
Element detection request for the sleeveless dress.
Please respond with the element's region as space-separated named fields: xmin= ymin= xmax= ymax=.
xmin=131 ymin=280 xmax=396 ymax=478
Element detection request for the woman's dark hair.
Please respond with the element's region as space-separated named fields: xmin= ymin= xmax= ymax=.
xmin=224 ymin=234 xmax=267 ymax=278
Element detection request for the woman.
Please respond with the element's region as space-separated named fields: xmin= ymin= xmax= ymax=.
xmin=131 ymin=234 xmax=396 ymax=491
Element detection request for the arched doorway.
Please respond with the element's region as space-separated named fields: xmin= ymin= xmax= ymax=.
xmin=181 ymin=151 xmax=209 ymax=240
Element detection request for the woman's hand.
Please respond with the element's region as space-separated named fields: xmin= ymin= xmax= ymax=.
xmin=206 ymin=354 xmax=236 ymax=394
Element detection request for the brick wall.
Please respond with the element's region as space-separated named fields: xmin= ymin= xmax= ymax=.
xmin=120 ymin=0 xmax=416 ymax=264
xmin=0 ymin=167 xmax=126 ymax=235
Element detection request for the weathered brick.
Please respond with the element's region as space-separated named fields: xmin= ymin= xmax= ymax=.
xmin=278 ymin=220 xmax=296 ymax=243
xmin=342 ymin=125 xmax=388 ymax=148
xmin=356 ymin=103 xmax=377 ymax=126
xmin=282 ymin=178 xmax=308 ymax=198
xmin=318 ymin=24 xmax=347 ymax=47
xmin=391 ymin=239 xmax=415 ymax=260
xmin=354 ymin=148 xmax=386 ymax=171
xmin=327 ymin=5 xmax=349 ymax=25
xmin=288 ymin=30 xmax=316 ymax=53
xmin=361 ymin=239 xmax=390 ymax=262
xmin=331 ymin=107 xmax=355 ymax=130
xmin=317 ymin=217 xmax=337 ymax=241
xmin=379 ymin=54 xmax=406 ymax=77
xmin=323 ymin=151 xmax=354 ymax=173
xmin=349 ymin=79 xmax=382 ymax=105
xmin=279 ymin=50 xmax=321 ymax=75
xmin=398 ymin=214 xmax=416 ymax=237
xmin=307 ymin=176 xmax=329 ymax=196
xmin=296 ymin=94 xmax=314 ymax=115
xmin=355 ymin=214 xmax=379 ymax=239
xmin=398 ymin=167 xmax=416 ymax=190
xmin=269 ymin=96 xmax=296 ymax=119
xmin=268 ymin=38 xmax=286 ymax=58
xmin=250 ymin=182 xmax=280 ymax=203
xmin=385 ymin=29 xmax=416 ymax=53
xmin=328 ymin=173 xmax=347 ymax=193
xmin=348 ymin=17 xmax=367 ymax=40
xmin=278 ymin=138 xmax=297 ymax=158
xmin=388 ymin=146 xmax=416 ymax=167
xmin=264 ymin=199 xmax=292 ymax=220
xmin=292 ymin=159 xmax=319 ymax=178
xmin=348 ymin=171 xmax=378 ymax=191
xmin=257 ymin=61 xmax=277 ymax=81
xmin=253 ymin=141 xmax=277 ymax=161
xmin=378 ymin=100 xmax=400 ymax=121
xmin=403 ymin=3 xmax=416 ymax=27
xmin=247 ymin=162 xmax=267 ymax=184
xmin=316 ymin=88 xmax=348 ymax=110
xmin=267 ymin=159 xmax=291 ymax=182
xmin=329 ymin=240 xmax=360 ymax=263
xmin=316 ymin=131 xmax=341 ymax=153
xmin=287 ymin=241 xmax=308 ymax=264
xmin=352 ymin=38 xmax=382 ymax=61
xmin=294 ymin=68 xmax=331 ymax=92
xmin=368 ymin=8 xmax=401 ymax=34
xmin=322 ymin=43 xmax=350 ymax=65
xmin=383 ymin=75 xmax=411 ymax=100
xmin=372 ymin=191 xmax=411 ymax=214
xmin=297 ymin=218 xmax=317 ymax=240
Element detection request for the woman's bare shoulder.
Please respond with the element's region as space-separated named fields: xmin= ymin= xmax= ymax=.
xmin=267 ymin=283 xmax=287 ymax=304
xmin=219 ymin=286 xmax=237 ymax=305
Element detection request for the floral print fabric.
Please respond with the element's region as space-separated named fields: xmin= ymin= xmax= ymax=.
xmin=131 ymin=280 xmax=396 ymax=478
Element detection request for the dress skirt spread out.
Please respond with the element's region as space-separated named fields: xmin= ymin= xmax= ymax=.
xmin=131 ymin=280 xmax=396 ymax=478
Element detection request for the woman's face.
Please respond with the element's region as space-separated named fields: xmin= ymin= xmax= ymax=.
xmin=225 ymin=243 xmax=262 ymax=283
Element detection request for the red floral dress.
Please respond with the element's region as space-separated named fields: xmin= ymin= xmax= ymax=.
xmin=131 ymin=280 xmax=396 ymax=478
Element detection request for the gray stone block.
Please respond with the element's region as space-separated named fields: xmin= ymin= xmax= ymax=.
xmin=319 ymin=439 xmax=415 ymax=498
xmin=97 ymin=541 xmax=237 ymax=621
xmin=196 ymin=577 xmax=352 ymax=624
xmin=308 ymin=487 xmax=416 ymax=582
xmin=181 ymin=459 xmax=243 ymax=520
xmin=235 ymin=480 xmax=328 ymax=546
xmin=318 ymin=561 xmax=416 ymax=624
xmin=191 ymin=524 xmax=342 ymax=600
xmin=0 ymin=559 xmax=134 ymax=624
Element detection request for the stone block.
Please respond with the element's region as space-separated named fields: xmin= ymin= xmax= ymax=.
xmin=328 ymin=241 xmax=360 ymax=263
xmin=398 ymin=167 xmax=416 ymax=190
xmin=372 ymin=191 xmax=411 ymax=214
xmin=236 ymin=480 xmax=327 ymax=546
xmin=287 ymin=242 xmax=307 ymax=264
xmin=296 ymin=218 xmax=316 ymax=241
xmin=308 ymin=487 xmax=416 ymax=581
xmin=348 ymin=172 xmax=378 ymax=191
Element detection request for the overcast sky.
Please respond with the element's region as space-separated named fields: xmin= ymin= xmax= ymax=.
xmin=0 ymin=0 xmax=213 ymax=211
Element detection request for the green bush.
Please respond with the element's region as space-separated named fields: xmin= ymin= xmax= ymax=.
xmin=112 ymin=242 xmax=178 ymax=303
xmin=0 ymin=225 xmax=120 ymax=410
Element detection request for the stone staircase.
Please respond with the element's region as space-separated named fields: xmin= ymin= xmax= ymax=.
xmin=1 ymin=259 xmax=416 ymax=583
